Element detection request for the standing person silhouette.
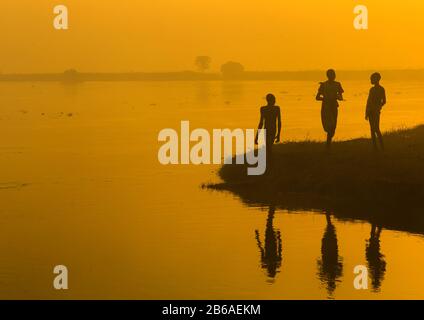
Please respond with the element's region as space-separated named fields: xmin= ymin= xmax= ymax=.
xmin=366 ymin=72 xmax=386 ymax=151
xmin=255 ymin=94 xmax=281 ymax=165
xmin=316 ymin=69 xmax=344 ymax=150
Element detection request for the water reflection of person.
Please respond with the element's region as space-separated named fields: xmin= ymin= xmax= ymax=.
xmin=366 ymin=224 xmax=386 ymax=292
xmin=255 ymin=206 xmax=282 ymax=280
xmin=317 ymin=212 xmax=343 ymax=298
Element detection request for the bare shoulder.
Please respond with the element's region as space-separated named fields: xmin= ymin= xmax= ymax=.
xmin=375 ymin=85 xmax=385 ymax=93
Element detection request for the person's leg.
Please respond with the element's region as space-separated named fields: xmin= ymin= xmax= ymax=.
xmin=266 ymin=143 xmax=273 ymax=165
xmin=322 ymin=105 xmax=333 ymax=148
xmin=375 ymin=112 xmax=384 ymax=150
xmin=369 ymin=114 xmax=378 ymax=150
xmin=321 ymin=106 xmax=329 ymax=146
xmin=327 ymin=108 xmax=338 ymax=149
xmin=265 ymin=134 xmax=274 ymax=170
xmin=327 ymin=130 xmax=336 ymax=150
xmin=321 ymin=106 xmax=326 ymax=129
xmin=326 ymin=133 xmax=332 ymax=149
xmin=333 ymin=107 xmax=338 ymax=136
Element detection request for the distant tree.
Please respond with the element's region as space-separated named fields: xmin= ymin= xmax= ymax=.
xmin=220 ymin=61 xmax=245 ymax=78
xmin=195 ymin=56 xmax=211 ymax=72
xmin=63 ymin=69 xmax=79 ymax=82
xmin=64 ymin=69 xmax=78 ymax=74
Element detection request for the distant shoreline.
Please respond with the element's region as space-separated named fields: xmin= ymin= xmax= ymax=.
xmin=2 ymin=69 xmax=424 ymax=82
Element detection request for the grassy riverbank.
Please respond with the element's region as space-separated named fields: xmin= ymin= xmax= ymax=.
xmin=208 ymin=125 xmax=424 ymax=233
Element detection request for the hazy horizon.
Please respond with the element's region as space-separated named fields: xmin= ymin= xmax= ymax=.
xmin=2 ymin=0 xmax=424 ymax=73
xmin=3 ymin=68 xmax=424 ymax=75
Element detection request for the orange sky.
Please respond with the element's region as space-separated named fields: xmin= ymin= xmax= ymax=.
xmin=1 ymin=0 xmax=423 ymax=72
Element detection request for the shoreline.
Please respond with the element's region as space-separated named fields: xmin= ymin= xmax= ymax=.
xmin=2 ymin=69 xmax=424 ymax=82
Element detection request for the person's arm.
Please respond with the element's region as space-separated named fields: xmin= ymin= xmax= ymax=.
xmin=315 ymin=84 xmax=324 ymax=101
xmin=381 ymin=88 xmax=387 ymax=107
xmin=337 ymin=83 xmax=344 ymax=101
xmin=365 ymin=88 xmax=372 ymax=120
xmin=275 ymin=107 xmax=281 ymax=143
xmin=255 ymin=109 xmax=264 ymax=144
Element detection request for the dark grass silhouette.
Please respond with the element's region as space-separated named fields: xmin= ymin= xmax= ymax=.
xmin=207 ymin=125 xmax=424 ymax=235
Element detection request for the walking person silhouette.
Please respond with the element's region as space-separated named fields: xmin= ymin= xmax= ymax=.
xmin=316 ymin=69 xmax=344 ymax=150
xmin=255 ymin=94 xmax=281 ymax=166
xmin=366 ymin=72 xmax=386 ymax=151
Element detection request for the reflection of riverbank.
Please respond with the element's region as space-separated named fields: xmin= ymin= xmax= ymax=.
xmin=207 ymin=125 xmax=424 ymax=235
